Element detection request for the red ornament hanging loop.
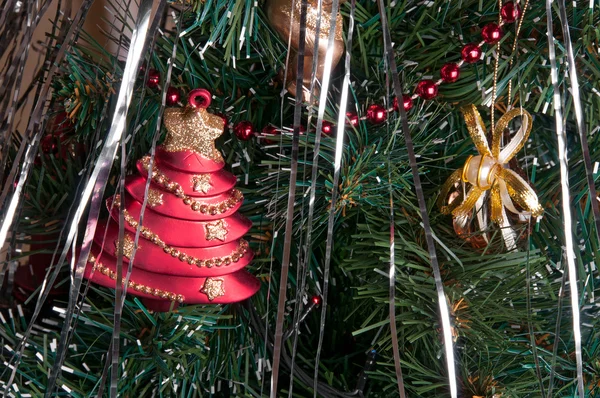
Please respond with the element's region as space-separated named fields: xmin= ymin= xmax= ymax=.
xmin=188 ymin=89 xmax=212 ymax=109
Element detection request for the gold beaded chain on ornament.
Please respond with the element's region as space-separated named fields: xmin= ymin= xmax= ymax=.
xmin=88 ymin=253 xmax=185 ymax=303
xmin=140 ymin=156 xmax=243 ymax=215
xmin=113 ymin=195 xmax=250 ymax=268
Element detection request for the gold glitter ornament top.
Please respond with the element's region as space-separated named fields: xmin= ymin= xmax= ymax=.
xmin=162 ymin=107 xmax=225 ymax=163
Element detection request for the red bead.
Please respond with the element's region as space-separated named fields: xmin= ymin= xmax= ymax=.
xmin=262 ymin=124 xmax=279 ymax=144
xmin=312 ymin=295 xmax=322 ymax=305
xmin=482 ymin=23 xmax=503 ymax=44
xmin=346 ymin=112 xmax=359 ymax=127
xmin=234 ymin=121 xmax=254 ymax=141
xmin=40 ymin=135 xmax=57 ymax=154
xmin=501 ymin=1 xmax=521 ymax=23
xmin=146 ymin=69 xmax=160 ymax=89
xmin=461 ymin=43 xmax=482 ymax=63
xmin=165 ymin=87 xmax=180 ymax=106
xmin=415 ymin=80 xmax=438 ymax=100
xmin=188 ymin=88 xmax=212 ymax=109
xmin=322 ymin=121 xmax=334 ymax=135
xmin=440 ymin=63 xmax=460 ymax=83
xmin=366 ymin=104 xmax=387 ymax=124
xmin=393 ymin=95 xmax=414 ymax=112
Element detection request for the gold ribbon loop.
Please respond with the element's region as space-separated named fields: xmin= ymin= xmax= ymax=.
xmin=492 ymin=107 xmax=533 ymax=163
xmin=439 ymin=105 xmax=542 ymax=247
xmin=460 ymin=105 xmax=492 ymax=157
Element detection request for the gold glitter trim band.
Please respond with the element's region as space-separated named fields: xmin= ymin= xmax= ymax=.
xmin=88 ymin=254 xmax=185 ymax=303
xmin=113 ymin=195 xmax=249 ymax=268
xmin=140 ymin=157 xmax=243 ymax=215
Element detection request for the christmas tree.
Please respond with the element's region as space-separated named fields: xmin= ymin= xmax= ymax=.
xmin=0 ymin=0 xmax=598 ymax=396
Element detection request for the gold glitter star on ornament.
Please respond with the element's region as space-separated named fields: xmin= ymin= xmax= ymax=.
xmin=200 ymin=277 xmax=225 ymax=301
xmin=192 ymin=175 xmax=212 ymax=194
xmin=162 ymin=107 xmax=224 ymax=163
xmin=114 ymin=234 xmax=138 ymax=259
xmin=147 ymin=189 xmax=164 ymax=207
xmin=205 ymin=220 xmax=228 ymax=241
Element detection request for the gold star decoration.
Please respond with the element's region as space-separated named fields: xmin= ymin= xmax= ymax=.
xmin=147 ymin=189 xmax=164 ymax=207
xmin=114 ymin=234 xmax=138 ymax=259
xmin=200 ymin=277 xmax=225 ymax=301
xmin=192 ymin=174 xmax=212 ymax=194
xmin=205 ymin=220 xmax=228 ymax=241
xmin=162 ymin=107 xmax=224 ymax=162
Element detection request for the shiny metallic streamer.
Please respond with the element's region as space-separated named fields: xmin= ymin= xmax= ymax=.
xmin=287 ymin=0 xmax=323 ymax=391
xmin=105 ymin=4 xmax=172 ymax=396
xmin=44 ymin=0 xmax=158 ymax=394
xmin=270 ymin=1 xmax=308 ymax=396
xmin=309 ymin=0 xmax=348 ymax=393
xmin=375 ymin=1 xmax=458 ymax=397
xmin=556 ymin=0 xmax=600 ymax=242
xmin=385 ymin=72 xmax=407 ymax=397
xmin=0 ymin=0 xmax=96 ymax=391
xmin=545 ymin=1 xmax=584 ymax=395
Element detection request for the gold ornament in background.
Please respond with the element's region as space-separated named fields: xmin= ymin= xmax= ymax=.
xmin=437 ymin=105 xmax=543 ymax=248
xmin=266 ymin=0 xmax=345 ymax=101
xmin=163 ymin=107 xmax=224 ymax=162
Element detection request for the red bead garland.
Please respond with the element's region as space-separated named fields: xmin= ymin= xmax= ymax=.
xmin=501 ymin=1 xmax=521 ymax=23
xmin=482 ymin=23 xmax=503 ymax=44
xmin=461 ymin=44 xmax=482 ymax=63
xmin=415 ymin=80 xmax=438 ymax=100
xmin=234 ymin=121 xmax=254 ymax=141
xmin=146 ymin=69 xmax=160 ymax=89
xmin=440 ymin=63 xmax=460 ymax=83
xmin=166 ymin=87 xmax=180 ymax=106
xmin=366 ymin=104 xmax=387 ymax=124
xmin=322 ymin=120 xmax=334 ymax=135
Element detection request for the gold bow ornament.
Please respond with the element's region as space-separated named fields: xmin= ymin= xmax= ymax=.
xmin=437 ymin=105 xmax=543 ymax=249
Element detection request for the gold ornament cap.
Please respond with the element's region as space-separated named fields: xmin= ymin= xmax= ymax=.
xmin=162 ymin=106 xmax=225 ymax=163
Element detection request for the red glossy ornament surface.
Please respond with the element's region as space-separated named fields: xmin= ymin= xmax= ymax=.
xmin=166 ymin=86 xmax=180 ymax=106
xmin=461 ymin=43 xmax=482 ymax=63
xmin=85 ymin=252 xmax=260 ymax=305
xmin=440 ymin=63 xmax=460 ymax=83
xmin=84 ymin=105 xmax=259 ymax=310
xmin=393 ymin=95 xmax=414 ymax=112
xmin=501 ymin=1 xmax=521 ymax=23
xmin=234 ymin=121 xmax=254 ymax=141
xmin=482 ymin=23 xmax=503 ymax=44
xmin=107 ymin=194 xmax=252 ymax=247
xmin=94 ymin=221 xmax=254 ymax=278
xmin=322 ymin=120 xmax=334 ymax=135
xmin=415 ymin=80 xmax=438 ymax=100
xmin=147 ymin=69 xmax=160 ymax=88
xmin=188 ymin=88 xmax=212 ymax=108
xmin=366 ymin=104 xmax=387 ymax=124
xmin=346 ymin=112 xmax=359 ymax=127
xmin=136 ymin=157 xmax=237 ymax=197
xmin=125 ymin=175 xmax=243 ymax=221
